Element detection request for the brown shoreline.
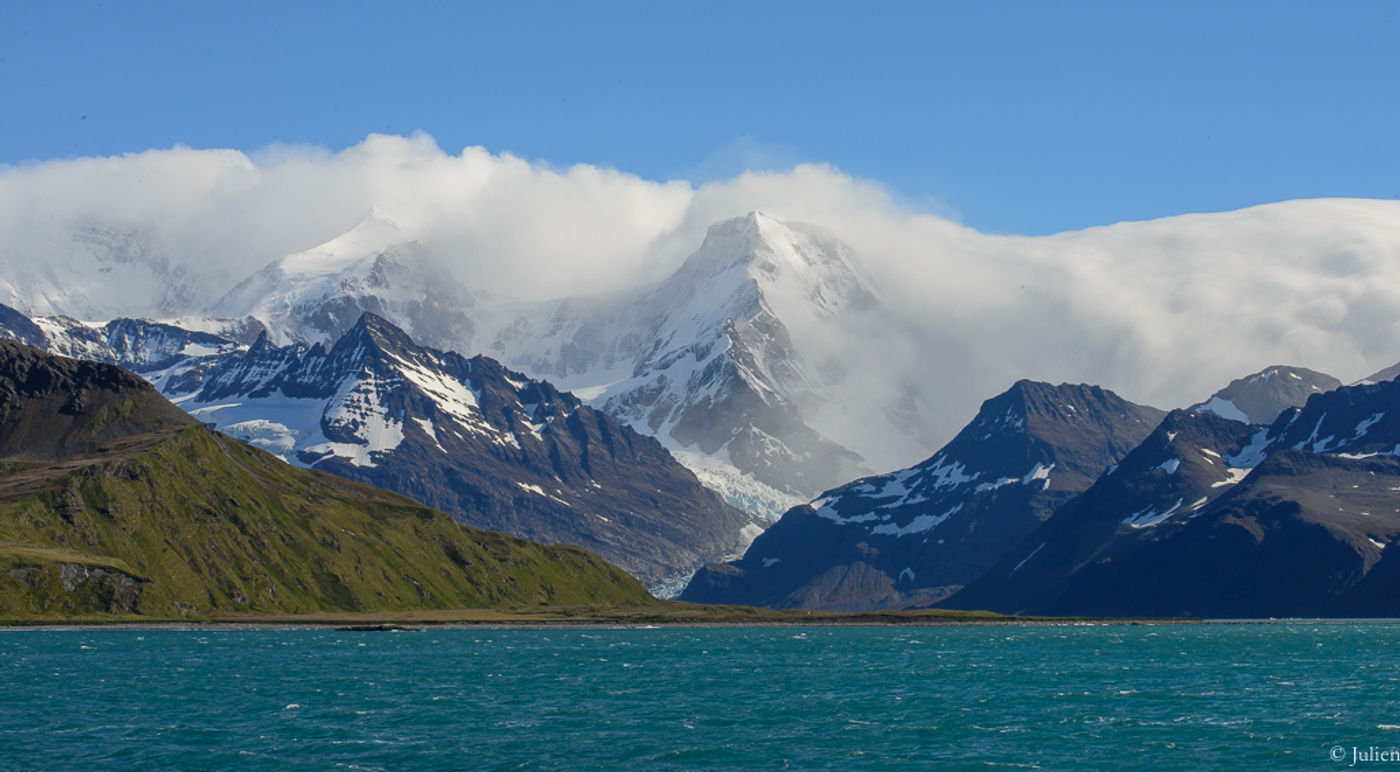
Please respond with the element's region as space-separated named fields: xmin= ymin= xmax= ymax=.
xmin=6 ymin=601 xmax=1394 ymax=630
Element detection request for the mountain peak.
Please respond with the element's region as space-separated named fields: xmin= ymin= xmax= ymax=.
xmin=956 ymin=380 xmax=1165 ymax=491
xmin=348 ymin=309 xmax=398 ymax=335
xmin=743 ymin=209 xmax=781 ymax=233
xmin=1190 ymin=364 xmax=1340 ymax=425
xmin=687 ymin=213 xmax=830 ymax=271
xmin=676 ymin=212 xmax=876 ymax=318
xmin=311 ymin=312 xmax=421 ymax=379
xmin=997 ymin=380 xmax=1119 ymax=421
xmin=211 ymin=206 xmax=476 ymax=350
xmin=683 ymin=214 xmax=775 ymax=274
xmin=682 ymin=378 xmax=1164 ymax=611
xmin=361 ymin=205 xmax=405 ymax=230
xmin=343 ymin=311 xmax=415 ymax=353
xmin=278 ymin=209 xmax=410 ymax=277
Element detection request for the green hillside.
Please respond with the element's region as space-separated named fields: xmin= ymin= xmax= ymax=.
xmin=0 ymin=426 xmax=653 ymax=620
xmin=0 ymin=340 xmax=653 ymax=621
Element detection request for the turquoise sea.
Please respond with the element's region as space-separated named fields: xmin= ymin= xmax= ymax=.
xmin=2 ymin=623 xmax=1398 ymax=770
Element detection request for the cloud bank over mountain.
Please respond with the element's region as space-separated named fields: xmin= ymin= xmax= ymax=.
xmin=4 ymin=132 xmax=1400 ymax=453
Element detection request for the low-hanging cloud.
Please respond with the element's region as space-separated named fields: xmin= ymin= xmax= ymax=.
xmin=3 ymin=132 xmax=1400 ymax=457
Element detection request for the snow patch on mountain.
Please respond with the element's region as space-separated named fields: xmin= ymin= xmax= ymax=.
xmin=1123 ymin=497 xmax=1185 ymax=528
xmin=1354 ymin=412 xmax=1386 ymax=439
xmin=1212 ymin=467 xmax=1252 ymax=488
xmin=870 ymin=505 xmax=962 ymax=537
xmin=1195 ymin=396 xmax=1249 ymax=423
xmin=1011 ymin=543 xmax=1045 ymax=574
xmin=1227 ymin=429 xmax=1273 ymax=469
xmin=923 ymin=456 xmax=976 ymax=489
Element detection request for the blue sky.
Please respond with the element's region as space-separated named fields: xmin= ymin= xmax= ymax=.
xmin=2 ymin=1 xmax=1397 ymax=235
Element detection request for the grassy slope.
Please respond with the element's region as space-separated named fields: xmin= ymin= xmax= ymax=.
xmin=0 ymin=426 xmax=654 ymax=621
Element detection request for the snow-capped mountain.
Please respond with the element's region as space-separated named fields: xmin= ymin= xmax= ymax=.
xmin=212 ymin=209 xmax=478 ymax=351
xmin=15 ymin=199 xmax=1400 ymax=533
xmin=0 ymin=301 xmax=765 ymax=592
xmin=593 ymin=213 xmax=881 ymax=496
xmin=1189 ymin=365 xmax=1340 ymax=424
xmin=0 ymin=303 xmax=250 ymax=393
xmin=478 ymin=212 xmax=925 ymax=513
xmin=204 ymin=210 xmax=844 ymax=516
xmin=681 ymin=381 xmax=1164 ymax=611
xmin=0 ymin=222 xmax=224 ymax=320
xmin=949 ymin=377 xmax=1400 ymax=617
xmin=164 ymin=312 xmax=763 ymax=593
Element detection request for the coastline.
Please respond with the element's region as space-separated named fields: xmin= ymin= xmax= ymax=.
xmin=7 ymin=601 xmax=1394 ymax=631
xmin=0 ymin=601 xmax=1284 ymax=630
xmin=0 ymin=603 xmax=1140 ymax=628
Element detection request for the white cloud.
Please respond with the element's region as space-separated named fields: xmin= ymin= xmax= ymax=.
xmin=3 ymin=133 xmax=1400 ymax=459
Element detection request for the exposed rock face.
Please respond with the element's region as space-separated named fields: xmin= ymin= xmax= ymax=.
xmin=4 ymin=563 xmax=147 ymax=615
xmin=682 ymin=381 xmax=1164 ymax=611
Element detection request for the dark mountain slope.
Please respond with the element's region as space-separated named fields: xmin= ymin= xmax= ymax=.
xmin=682 ymin=381 xmax=1164 ymax=611
xmin=948 ymin=379 xmax=1400 ymax=617
xmin=0 ymin=338 xmax=197 ymax=458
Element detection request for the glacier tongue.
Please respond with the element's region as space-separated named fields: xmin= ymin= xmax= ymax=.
xmin=659 ymin=442 xmax=803 ymax=522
